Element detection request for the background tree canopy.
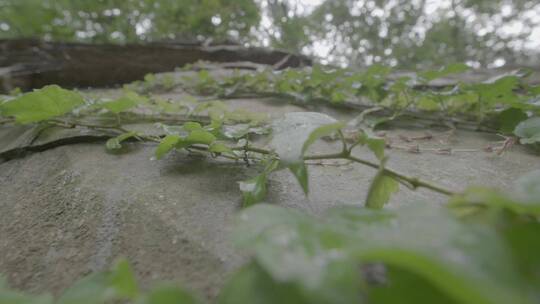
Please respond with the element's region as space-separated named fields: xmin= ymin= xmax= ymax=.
xmin=1 ymin=0 xmax=539 ymax=69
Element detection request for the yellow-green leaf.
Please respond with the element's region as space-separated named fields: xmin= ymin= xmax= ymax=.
xmin=0 ymin=85 xmax=84 ymax=123
xmin=155 ymin=135 xmax=180 ymax=159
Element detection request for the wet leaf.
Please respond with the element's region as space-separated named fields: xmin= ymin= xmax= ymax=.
xmin=238 ymin=160 xmax=278 ymax=207
xmin=239 ymin=174 xmax=268 ymax=207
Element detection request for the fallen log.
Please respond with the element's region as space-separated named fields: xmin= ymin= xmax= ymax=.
xmin=0 ymin=39 xmax=312 ymax=92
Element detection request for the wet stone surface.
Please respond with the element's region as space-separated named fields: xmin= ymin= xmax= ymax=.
xmin=1 ymin=77 xmax=539 ymax=300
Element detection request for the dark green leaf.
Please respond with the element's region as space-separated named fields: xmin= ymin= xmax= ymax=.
xmin=495 ymin=108 xmax=528 ymax=134
xmin=288 ymin=163 xmax=308 ymax=194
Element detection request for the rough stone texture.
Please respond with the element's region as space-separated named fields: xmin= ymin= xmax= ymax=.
xmin=1 ymin=74 xmax=539 ymax=300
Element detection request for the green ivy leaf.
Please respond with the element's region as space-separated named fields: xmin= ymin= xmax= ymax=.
xmin=288 ymin=163 xmax=309 ymax=194
xmin=183 ymin=121 xmax=203 ymax=131
xmin=514 ymin=116 xmax=540 ymax=144
xmin=419 ymin=63 xmax=470 ymax=82
xmin=218 ymin=262 xmax=308 ymax=304
xmin=271 ymin=112 xmax=339 ymax=164
xmin=357 ymin=131 xmax=386 ymax=160
xmin=449 ymin=170 xmax=540 ymax=217
xmin=106 ymin=131 xmax=138 ymax=150
xmin=209 ymin=142 xmax=232 ymax=153
xmin=270 ymin=112 xmax=341 ymax=195
xmin=109 ymin=259 xmax=139 ymax=299
xmin=416 ymin=96 xmax=440 ymax=111
xmin=302 ymin=122 xmax=345 ymax=155
xmin=179 ymin=129 xmax=216 ymax=147
xmin=235 ymin=202 xmax=534 ymax=304
xmin=239 ymin=174 xmax=268 ymax=207
xmin=138 ymin=285 xmax=200 ymax=304
xmin=0 ymin=281 xmax=53 ymax=304
xmin=155 ymin=135 xmax=180 ymax=159
xmin=0 ymin=85 xmax=84 ymax=123
xmin=495 ymin=108 xmax=528 ymax=134
xmin=57 ymin=259 xmax=138 ymax=304
xmin=101 ymin=92 xmax=145 ymax=113
xmin=365 ymin=167 xmax=399 ymax=209
xmin=238 ymin=160 xmax=278 ymax=207
xmin=468 ymin=76 xmax=521 ymax=105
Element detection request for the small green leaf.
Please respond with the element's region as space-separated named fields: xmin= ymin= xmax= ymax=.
xmin=235 ymin=203 xmax=532 ymax=304
xmin=183 ymin=122 xmax=203 ymax=131
xmin=57 ymin=259 xmax=138 ymax=304
xmin=365 ymin=169 xmax=399 ymax=209
xmin=271 ymin=112 xmax=338 ymax=164
xmin=101 ymin=91 xmax=147 ymax=114
xmin=109 ymin=259 xmax=139 ymax=299
xmin=419 ymin=63 xmax=470 ymax=82
xmin=289 ymin=163 xmax=308 ymax=194
xmin=209 ymin=142 xmax=232 ymax=153
xmin=302 ymin=122 xmax=345 ymax=155
xmin=155 ymin=135 xmax=180 ymax=159
xmin=357 ymin=131 xmax=386 ymax=160
xmin=416 ymin=96 xmax=440 ymax=111
xmin=0 ymin=85 xmax=84 ymax=123
xmin=238 ymin=160 xmax=278 ymax=207
xmin=106 ymin=132 xmax=137 ymax=151
xmin=239 ymin=174 xmax=268 ymax=207
xmin=218 ymin=262 xmax=308 ymax=304
xmin=514 ymin=116 xmax=540 ymax=144
xmin=139 ymin=285 xmax=200 ymax=304
xmin=182 ymin=129 xmax=216 ymax=146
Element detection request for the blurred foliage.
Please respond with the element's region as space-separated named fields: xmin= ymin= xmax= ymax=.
xmin=0 ymin=0 xmax=539 ymax=68
xmin=0 ymin=0 xmax=260 ymax=43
